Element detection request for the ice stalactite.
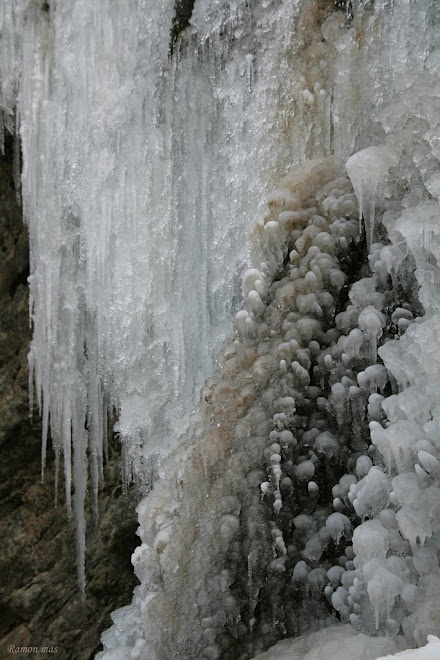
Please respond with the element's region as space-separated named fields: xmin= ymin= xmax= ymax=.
xmin=346 ymin=146 xmax=398 ymax=251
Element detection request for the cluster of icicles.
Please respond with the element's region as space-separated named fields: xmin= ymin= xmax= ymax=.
xmin=97 ymin=157 xmax=440 ymax=660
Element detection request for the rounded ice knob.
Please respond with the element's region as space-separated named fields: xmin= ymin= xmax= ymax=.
xmin=358 ymin=306 xmax=386 ymax=363
xmin=308 ymin=481 xmax=319 ymax=495
xmin=326 ymin=512 xmax=351 ymax=544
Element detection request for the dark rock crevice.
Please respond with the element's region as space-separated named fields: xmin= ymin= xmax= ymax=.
xmin=170 ymin=0 xmax=196 ymax=56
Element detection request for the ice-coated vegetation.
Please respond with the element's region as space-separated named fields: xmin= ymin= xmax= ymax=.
xmin=2 ymin=0 xmax=440 ymax=659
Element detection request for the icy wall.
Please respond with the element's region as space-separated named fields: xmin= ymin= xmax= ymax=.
xmin=2 ymin=0 xmax=440 ymax=658
xmin=0 ymin=0 xmax=343 ymax=591
xmin=95 ymin=1 xmax=440 ymax=659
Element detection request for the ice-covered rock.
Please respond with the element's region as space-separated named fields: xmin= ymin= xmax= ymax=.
xmin=2 ymin=0 xmax=440 ymax=658
xmin=248 ymin=623 xmax=401 ymax=660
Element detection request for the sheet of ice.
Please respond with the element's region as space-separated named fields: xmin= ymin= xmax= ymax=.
xmin=250 ymin=632 xmax=440 ymax=660
xmin=376 ymin=637 xmax=440 ymax=660
xmin=248 ymin=623 xmax=400 ymax=660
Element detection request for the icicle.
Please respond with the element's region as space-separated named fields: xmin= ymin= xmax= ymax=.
xmin=41 ymin=396 xmax=49 ymax=483
xmin=54 ymin=445 xmax=60 ymax=508
xmin=346 ymin=146 xmax=397 ymax=249
xmin=72 ymin=394 xmax=88 ymax=601
xmin=63 ymin=405 xmax=72 ymax=518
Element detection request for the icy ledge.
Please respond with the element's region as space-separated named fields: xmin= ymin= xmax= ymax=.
xmin=249 ymin=626 xmax=440 ymax=660
xmin=376 ymin=637 xmax=440 ymax=660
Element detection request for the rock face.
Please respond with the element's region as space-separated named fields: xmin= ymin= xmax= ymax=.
xmin=0 ymin=134 xmax=139 ymax=659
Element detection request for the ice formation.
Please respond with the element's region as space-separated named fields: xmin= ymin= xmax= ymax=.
xmin=94 ymin=133 xmax=428 ymax=656
xmin=2 ymin=0 xmax=440 ymax=659
xmin=248 ymin=629 xmax=440 ymax=660
xmin=248 ymin=623 xmax=402 ymax=660
xmin=0 ymin=0 xmax=351 ymax=592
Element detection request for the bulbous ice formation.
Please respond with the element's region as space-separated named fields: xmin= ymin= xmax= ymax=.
xmin=97 ymin=0 xmax=440 ymax=649
xmin=94 ymin=134 xmax=430 ymax=657
xmin=96 ymin=159 xmax=370 ymax=659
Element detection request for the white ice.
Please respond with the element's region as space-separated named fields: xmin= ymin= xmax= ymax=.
xmin=2 ymin=0 xmax=440 ymax=657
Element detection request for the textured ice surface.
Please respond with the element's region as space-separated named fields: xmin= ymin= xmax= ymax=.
xmin=248 ymin=623 xmax=401 ymax=659
xmin=2 ymin=0 xmax=440 ymax=658
xmin=376 ymin=636 xmax=440 ymax=660
xmin=95 ymin=160 xmax=371 ymax=659
xmin=249 ymin=630 xmax=440 ymax=660
xmin=0 ymin=0 xmax=356 ymax=591
xmin=95 ymin=129 xmax=437 ymax=656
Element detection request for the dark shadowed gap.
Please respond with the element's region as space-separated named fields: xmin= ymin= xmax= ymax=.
xmin=170 ymin=0 xmax=196 ymax=56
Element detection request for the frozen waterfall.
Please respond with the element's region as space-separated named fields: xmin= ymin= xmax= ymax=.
xmin=1 ymin=0 xmax=440 ymax=658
